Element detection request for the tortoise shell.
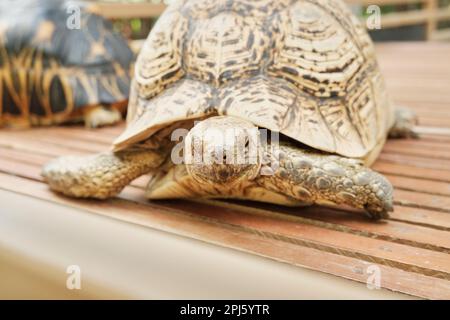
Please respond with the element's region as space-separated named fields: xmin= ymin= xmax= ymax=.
xmin=0 ymin=0 xmax=134 ymax=127
xmin=114 ymin=0 xmax=395 ymax=160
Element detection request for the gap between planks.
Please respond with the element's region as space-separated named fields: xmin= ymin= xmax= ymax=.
xmin=0 ymin=129 xmax=449 ymax=213
xmin=0 ymin=136 xmax=449 ymax=210
xmin=0 ymin=172 xmax=449 ymax=299
xmin=0 ymin=144 xmax=449 ymax=256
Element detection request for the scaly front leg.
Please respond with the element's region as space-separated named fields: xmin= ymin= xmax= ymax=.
xmin=257 ymin=143 xmax=394 ymax=219
xmin=42 ymin=149 xmax=168 ymax=199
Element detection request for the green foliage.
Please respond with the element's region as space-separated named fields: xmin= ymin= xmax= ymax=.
xmin=130 ymin=18 xmax=142 ymax=33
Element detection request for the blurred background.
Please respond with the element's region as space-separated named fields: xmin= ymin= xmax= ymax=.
xmin=91 ymin=0 xmax=450 ymax=41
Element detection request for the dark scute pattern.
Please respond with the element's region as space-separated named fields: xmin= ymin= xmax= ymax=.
xmin=117 ymin=77 xmax=130 ymax=97
xmin=2 ymin=83 xmax=20 ymax=115
xmin=0 ymin=0 xmax=133 ymax=69
xmin=49 ymin=76 xmax=67 ymax=113
xmin=73 ymin=78 xmax=90 ymax=108
xmin=30 ymin=85 xmax=46 ymax=116
xmin=0 ymin=0 xmax=134 ymax=123
xmin=97 ymin=80 xmax=117 ymax=104
xmin=103 ymin=29 xmax=135 ymax=68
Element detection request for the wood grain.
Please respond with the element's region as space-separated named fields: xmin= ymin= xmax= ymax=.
xmin=0 ymin=42 xmax=449 ymax=299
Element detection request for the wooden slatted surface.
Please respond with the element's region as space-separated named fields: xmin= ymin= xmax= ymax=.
xmin=0 ymin=42 xmax=449 ymax=299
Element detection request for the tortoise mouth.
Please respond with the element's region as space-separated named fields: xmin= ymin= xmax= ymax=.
xmin=187 ymin=162 xmax=260 ymax=185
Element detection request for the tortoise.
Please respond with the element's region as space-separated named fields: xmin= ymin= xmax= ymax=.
xmin=42 ymin=0 xmax=418 ymax=220
xmin=0 ymin=0 xmax=134 ymax=128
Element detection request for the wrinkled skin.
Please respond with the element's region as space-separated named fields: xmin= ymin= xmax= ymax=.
xmin=42 ymin=110 xmax=417 ymax=220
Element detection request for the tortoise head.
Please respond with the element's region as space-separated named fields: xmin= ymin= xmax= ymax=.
xmin=184 ymin=116 xmax=262 ymax=187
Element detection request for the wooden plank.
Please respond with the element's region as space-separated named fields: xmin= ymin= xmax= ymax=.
xmin=373 ymin=161 xmax=450 ymax=183
xmin=92 ymin=0 xmax=450 ymax=41
xmin=1 ymin=121 xmax=449 ymax=201
xmin=32 ymin=127 xmax=118 ymax=144
xmin=3 ymin=127 xmax=449 ymax=161
xmin=0 ymin=135 xmax=87 ymax=157
xmin=192 ymin=199 xmax=450 ymax=253
xmin=436 ymin=6 xmax=450 ymax=20
xmin=431 ymin=29 xmax=450 ymax=41
xmin=425 ymin=0 xmax=438 ymax=40
xmin=384 ymin=140 xmax=450 ymax=160
xmin=390 ymin=206 xmax=450 ymax=231
xmin=376 ymin=42 xmax=450 ymax=52
xmin=395 ymin=189 xmax=450 ymax=213
xmin=93 ymin=3 xmax=165 ymax=19
xmin=1 ymin=126 xmax=450 ymax=226
xmin=0 ymin=42 xmax=449 ymax=299
xmin=1 ymin=140 xmax=447 ymax=206
xmin=4 ymin=134 xmax=449 ymax=178
xmin=356 ymin=7 xmax=450 ymax=30
xmin=0 ymin=151 xmax=447 ymax=237
xmin=388 ymin=175 xmax=450 ymax=197
xmin=0 ymin=157 xmax=42 ymax=181
xmin=0 ymin=130 xmax=109 ymax=153
xmin=419 ymin=132 xmax=450 ymax=143
xmin=144 ymin=198 xmax=450 ymax=279
xmin=380 ymin=10 xmax=428 ymax=28
xmin=1 ymin=145 xmax=449 ymax=255
xmin=0 ymin=147 xmax=51 ymax=167
xmin=0 ymin=172 xmax=449 ymax=299
xmin=378 ymin=153 xmax=450 ymax=171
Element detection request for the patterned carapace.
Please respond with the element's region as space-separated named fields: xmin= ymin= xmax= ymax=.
xmin=0 ymin=0 xmax=134 ymax=127
xmin=117 ymin=0 xmax=395 ymax=159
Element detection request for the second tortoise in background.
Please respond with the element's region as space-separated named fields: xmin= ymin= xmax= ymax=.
xmin=0 ymin=0 xmax=134 ymax=128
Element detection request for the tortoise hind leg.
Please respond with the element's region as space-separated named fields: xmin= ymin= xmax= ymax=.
xmin=42 ymin=149 xmax=167 ymax=199
xmin=256 ymin=144 xmax=394 ymax=220
xmin=388 ymin=106 xmax=419 ymax=139
xmin=84 ymin=105 xmax=122 ymax=128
